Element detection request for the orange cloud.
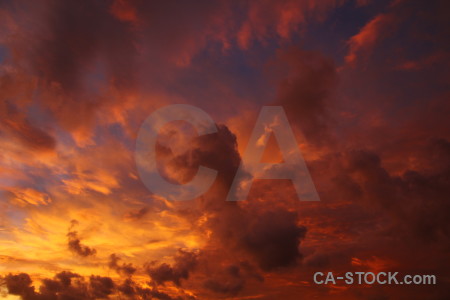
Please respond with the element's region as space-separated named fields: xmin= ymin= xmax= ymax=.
xmin=7 ymin=188 xmax=51 ymax=207
xmin=345 ymin=13 xmax=396 ymax=64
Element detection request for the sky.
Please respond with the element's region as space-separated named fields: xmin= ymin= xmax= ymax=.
xmin=0 ymin=0 xmax=449 ymax=299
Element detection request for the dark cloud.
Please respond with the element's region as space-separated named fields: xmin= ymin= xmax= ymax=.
xmin=117 ymin=278 xmax=196 ymax=300
xmin=203 ymin=279 xmax=244 ymax=296
xmin=159 ymin=123 xmax=309 ymax=273
xmin=202 ymin=265 xmax=245 ymax=296
xmin=135 ymin=0 xmax=228 ymax=62
xmin=1 ymin=115 xmax=56 ymax=151
xmin=0 ymin=0 xmax=139 ymax=141
xmin=146 ymin=249 xmax=198 ymax=287
xmin=0 ymin=0 xmax=228 ymax=138
xmin=273 ymin=47 xmax=338 ymax=145
xmin=123 ymin=207 xmax=150 ymax=222
xmin=0 ymin=78 xmax=55 ymax=151
xmin=344 ymin=140 xmax=450 ymax=242
xmin=54 ymin=271 xmax=81 ymax=287
xmin=117 ymin=279 xmax=135 ymax=297
xmin=1 ymin=271 xmax=192 ymax=300
xmin=155 ymin=121 xmax=310 ymax=298
xmin=201 ymin=204 xmax=305 ymax=274
xmin=108 ymin=254 xmax=136 ymax=277
xmin=2 ymin=271 xmax=92 ymax=300
xmin=32 ymin=0 xmax=137 ymax=92
xmin=89 ymin=276 xmax=115 ymax=299
xmin=157 ymin=124 xmax=241 ymax=192
xmin=67 ymin=220 xmax=97 ymax=257
xmin=154 ymin=124 xmax=243 ymax=220
xmin=2 ymin=273 xmax=36 ymax=300
xmin=240 ymin=209 xmax=307 ymax=271
xmin=40 ymin=272 xmax=88 ymax=300
xmin=1 ymin=0 xmax=449 ymax=299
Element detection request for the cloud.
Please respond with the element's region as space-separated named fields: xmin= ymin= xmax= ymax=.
xmin=202 ymin=265 xmax=245 ymax=296
xmin=123 ymin=207 xmax=150 ymax=222
xmin=67 ymin=220 xmax=97 ymax=257
xmin=146 ymin=249 xmax=198 ymax=287
xmin=6 ymin=188 xmax=51 ymax=207
xmin=108 ymin=254 xmax=136 ymax=277
xmin=342 ymin=140 xmax=450 ymax=242
xmin=1 ymin=271 xmax=196 ymax=300
xmin=2 ymin=271 xmax=90 ymax=300
xmin=203 ymin=278 xmax=244 ymax=296
xmin=155 ymin=124 xmax=241 ymax=192
xmin=345 ymin=13 xmax=396 ymax=64
xmin=2 ymin=273 xmax=35 ymax=300
xmin=1 ymin=116 xmax=56 ymax=152
xmin=240 ymin=209 xmax=307 ymax=271
xmin=272 ymin=47 xmax=338 ymax=146
xmin=1 ymin=0 xmax=449 ymax=299
xmin=0 ymin=71 xmax=56 ymax=152
xmin=117 ymin=278 xmax=191 ymax=300
xmin=237 ymin=0 xmax=340 ymax=49
xmin=0 ymin=0 xmax=140 ymax=145
xmin=89 ymin=276 xmax=115 ymax=299
xmin=153 ymin=121 xmax=310 ymax=297
xmin=0 ymin=0 xmax=344 ymax=150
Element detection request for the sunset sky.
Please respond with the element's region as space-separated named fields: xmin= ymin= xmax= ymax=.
xmin=0 ymin=0 xmax=449 ymax=299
